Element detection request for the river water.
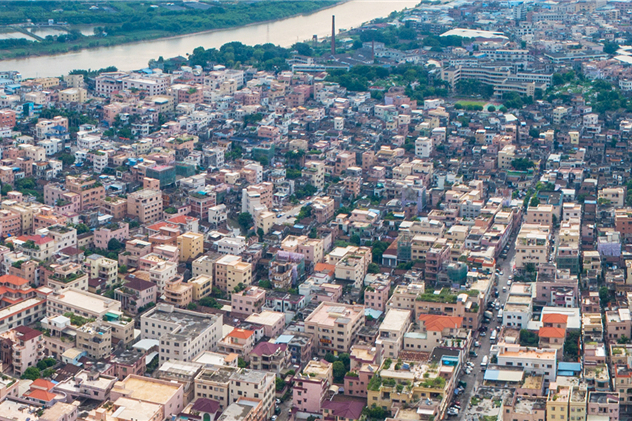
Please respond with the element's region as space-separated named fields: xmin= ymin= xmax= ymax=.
xmin=0 ymin=0 xmax=418 ymax=79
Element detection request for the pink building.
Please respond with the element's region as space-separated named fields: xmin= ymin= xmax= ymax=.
xmin=231 ymin=286 xmax=266 ymax=316
xmin=245 ymin=311 xmax=285 ymax=338
xmin=364 ymin=281 xmax=390 ymax=312
xmin=293 ymin=360 xmax=332 ymax=414
xmin=0 ymin=326 xmax=43 ymax=375
xmin=257 ymin=126 xmax=280 ymax=142
xmin=93 ymin=222 xmax=130 ymax=249
xmin=344 ymin=365 xmax=374 ymax=398
xmin=587 ymin=392 xmax=619 ymax=421
xmin=312 ymin=284 xmax=342 ymax=304
xmin=115 ymin=277 xmax=158 ymax=314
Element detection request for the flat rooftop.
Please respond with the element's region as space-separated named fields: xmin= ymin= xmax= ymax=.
xmin=380 ymin=309 xmax=412 ymax=332
xmin=50 ymin=288 xmax=120 ymax=315
xmin=144 ymin=307 xmax=220 ymax=341
xmin=305 ymin=302 xmax=363 ymax=327
xmin=115 ymin=376 xmax=181 ymax=405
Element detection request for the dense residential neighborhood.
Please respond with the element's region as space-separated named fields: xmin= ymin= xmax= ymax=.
xmin=0 ymin=0 xmax=632 ymax=421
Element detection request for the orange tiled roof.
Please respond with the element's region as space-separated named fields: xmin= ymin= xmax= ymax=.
xmin=168 ymin=215 xmax=196 ymax=224
xmin=228 ymin=328 xmax=254 ymax=339
xmin=31 ymin=378 xmax=56 ymax=390
xmin=418 ymin=314 xmax=463 ymax=331
xmin=314 ymin=263 xmax=335 ymax=275
xmin=0 ymin=275 xmax=29 ymax=286
xmin=25 ymin=389 xmax=56 ymax=402
xmin=542 ymin=314 xmax=568 ymax=324
xmin=538 ymin=327 xmax=566 ymax=338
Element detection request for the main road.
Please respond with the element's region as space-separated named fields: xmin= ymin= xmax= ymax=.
xmin=2 ymin=0 xmax=419 ymax=79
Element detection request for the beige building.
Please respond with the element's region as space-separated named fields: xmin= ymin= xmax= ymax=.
xmin=127 ymin=190 xmax=163 ymax=224
xmin=281 ymin=235 xmax=324 ymax=264
xmin=498 ymin=145 xmax=516 ymax=169
xmin=525 ymin=205 xmax=554 ymax=227
xmin=599 ymin=187 xmax=625 ymax=208
xmin=59 ymin=88 xmax=87 ymax=103
xmin=387 ymin=282 xmax=425 ymax=318
xmin=303 ymin=161 xmax=325 ymax=190
xmin=328 ymin=246 xmax=371 ymax=288
xmin=76 ymin=323 xmax=112 ymax=359
xmin=514 ymin=224 xmax=551 ymax=269
xmin=255 ymin=211 xmax=276 ymax=235
xmin=189 ymin=275 xmax=213 ymax=300
xmin=214 ymin=255 xmax=252 ymax=293
xmin=177 ymin=232 xmax=204 ymax=262
xmin=376 ymin=309 xmax=412 ymax=359
xmin=305 ymin=302 xmax=365 ymax=356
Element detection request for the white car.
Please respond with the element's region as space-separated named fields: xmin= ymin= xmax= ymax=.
xmin=465 ymin=368 xmax=472 ymax=374
xmin=507 ymin=279 xmax=512 ymax=286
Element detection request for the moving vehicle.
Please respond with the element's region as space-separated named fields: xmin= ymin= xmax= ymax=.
xmin=469 ymin=350 xmax=478 ymax=357
xmin=481 ymin=355 xmax=489 ymax=367
xmin=277 ymin=213 xmax=285 ymax=218
xmin=490 ymin=330 xmax=497 ymax=343
xmin=497 ymin=309 xmax=503 ymax=321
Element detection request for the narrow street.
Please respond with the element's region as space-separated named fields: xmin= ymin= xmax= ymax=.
xmin=456 ymin=231 xmax=518 ymax=420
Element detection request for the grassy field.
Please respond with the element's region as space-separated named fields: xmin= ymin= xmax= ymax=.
xmin=455 ymin=100 xmax=488 ymax=107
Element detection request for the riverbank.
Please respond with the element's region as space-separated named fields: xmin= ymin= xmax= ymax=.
xmin=2 ymin=0 xmax=418 ymax=79
xmin=0 ymin=0 xmax=341 ymax=61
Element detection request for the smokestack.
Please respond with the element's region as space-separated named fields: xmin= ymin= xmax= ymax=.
xmin=331 ymin=15 xmax=336 ymax=55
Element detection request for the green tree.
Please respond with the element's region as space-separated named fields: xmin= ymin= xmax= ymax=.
xmin=108 ymin=238 xmax=123 ymax=251
xmin=237 ymin=212 xmax=254 ymax=233
xmin=332 ymin=361 xmax=346 ymax=383
xmin=368 ymin=263 xmax=380 ymax=274
xmin=22 ymin=367 xmax=40 ymax=380
xmin=258 ymin=279 xmax=273 ymax=289
xmin=238 ymin=357 xmax=247 ymax=369
xmin=600 ymin=286 xmax=611 ymax=308
xmin=487 ymin=105 xmax=496 ymax=112
xmin=41 ymin=368 xmax=55 ymax=378
xmin=187 ymin=302 xmax=198 ymax=310
xmin=350 ymin=234 xmax=361 ymax=246
xmin=603 ymin=41 xmax=619 ymax=54
xmin=58 ymin=153 xmax=75 ymax=167
xmin=234 ymin=283 xmax=246 ymax=293
xmin=275 ymin=376 xmax=286 ymax=392
xmin=511 ymin=158 xmax=535 ymax=171
xmin=293 ymin=42 xmax=313 ymax=56
xmin=257 ymin=228 xmax=264 ymax=241
xmin=119 ymin=264 xmax=128 ymax=274
xmin=371 ymin=240 xmax=391 ymax=263
xmin=75 ymin=223 xmax=90 ymax=235
xmin=519 ymin=329 xmax=539 ymax=347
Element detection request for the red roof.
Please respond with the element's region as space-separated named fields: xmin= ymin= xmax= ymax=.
xmin=0 ymin=274 xmax=29 ymax=286
xmin=538 ymin=327 xmax=566 ymax=338
xmin=25 ymin=389 xmax=57 ymax=402
xmin=418 ymin=314 xmax=463 ymax=332
xmin=31 ymin=378 xmax=56 ymax=391
xmin=13 ymin=326 xmax=42 ymax=341
xmin=228 ymin=328 xmax=254 ymax=340
xmin=146 ymin=222 xmax=169 ymax=231
xmin=167 ymin=215 xmax=196 ymax=224
xmin=542 ymin=314 xmax=568 ymax=324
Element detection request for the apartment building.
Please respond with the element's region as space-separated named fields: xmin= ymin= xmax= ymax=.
xmin=514 ymin=224 xmax=551 ymax=270
xmin=599 ymin=188 xmax=625 ymax=208
xmin=127 ymin=189 xmax=163 ymax=224
xmin=219 ymin=328 xmax=256 ymax=361
xmin=214 ymin=255 xmax=252 ymax=294
xmin=231 ymin=286 xmax=266 ymax=316
xmin=0 ymin=326 xmax=44 ymax=375
xmin=312 ymin=197 xmax=335 ymax=224
xmin=496 ymin=343 xmax=557 ymax=383
xmin=140 ymin=304 xmax=223 ymax=363
xmin=376 ymin=309 xmax=411 ymax=359
xmin=303 ymin=161 xmax=325 ymax=190
xmin=606 ymin=309 xmax=632 ymax=342
xmin=76 ymin=323 xmax=112 ymax=359
xmin=281 ymin=235 xmax=324 ymax=264
xmin=177 ymin=232 xmax=204 ymax=262
xmin=86 ymin=254 xmax=118 ymax=287
xmin=293 ymin=360 xmax=332 ymax=414
xmin=110 ymin=375 xmax=184 ymax=419
xmin=387 ymin=281 xmax=425 ymax=317
xmin=304 ymin=302 xmax=365 ymax=356
xmin=228 ymin=369 xmax=275 ymax=418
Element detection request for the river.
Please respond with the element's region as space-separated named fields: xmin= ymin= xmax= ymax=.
xmin=0 ymin=0 xmax=418 ymax=79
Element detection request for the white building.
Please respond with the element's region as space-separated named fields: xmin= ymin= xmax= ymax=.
xmin=140 ymin=304 xmax=223 ymax=363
